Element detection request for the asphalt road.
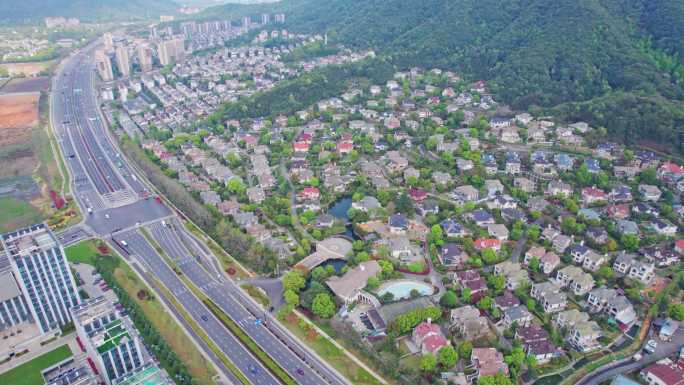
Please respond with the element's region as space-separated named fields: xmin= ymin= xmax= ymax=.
xmin=56 ymin=225 xmax=91 ymax=246
xmin=52 ymin=41 xmax=350 ymax=385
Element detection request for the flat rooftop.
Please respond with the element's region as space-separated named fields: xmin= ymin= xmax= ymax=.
xmin=71 ymin=296 xmax=113 ymax=327
xmin=44 ymin=362 xmax=99 ymax=385
xmin=93 ymin=318 xmax=131 ymax=354
xmin=0 ymin=269 xmax=22 ymax=302
xmin=113 ymin=365 xmax=172 ymax=385
xmin=1 ymin=223 xmax=57 ymax=260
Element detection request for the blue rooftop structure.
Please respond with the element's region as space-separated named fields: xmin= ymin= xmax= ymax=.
xmin=389 ymin=213 xmax=408 ymax=230
xmin=660 ymin=318 xmax=680 ymax=340
xmin=506 ymin=151 xmax=520 ymax=162
xmin=584 ymin=158 xmax=601 ymax=173
xmin=482 ymin=153 xmax=496 ymax=164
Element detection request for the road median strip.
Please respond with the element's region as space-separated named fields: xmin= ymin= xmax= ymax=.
xmin=140 ymin=228 xmax=296 ymax=385
xmin=136 ymin=229 xmax=250 ymax=384
xmin=151 ymin=277 xmax=251 ymax=385
xmin=202 ymin=298 xmax=298 ymax=385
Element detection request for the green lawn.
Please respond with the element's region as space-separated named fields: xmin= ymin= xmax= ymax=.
xmin=0 ymin=344 xmax=72 ymax=385
xmin=0 ymin=197 xmax=43 ymax=233
xmin=64 ymin=239 xmax=102 ymax=265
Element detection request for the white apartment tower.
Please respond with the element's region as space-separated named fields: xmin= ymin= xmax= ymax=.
xmin=115 ymin=45 xmax=131 ymax=77
xmin=95 ymin=50 xmax=114 ymax=81
xmin=158 ymin=38 xmax=185 ymax=66
xmin=103 ymin=32 xmax=114 ymax=51
xmin=0 ymin=224 xmax=80 ymax=334
xmin=136 ymin=43 xmax=153 ymax=72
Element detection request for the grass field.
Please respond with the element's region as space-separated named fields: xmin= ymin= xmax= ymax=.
xmin=0 ymin=197 xmax=43 ymax=232
xmin=64 ymin=239 xmax=101 ymax=265
xmin=0 ymin=344 xmax=72 ymax=385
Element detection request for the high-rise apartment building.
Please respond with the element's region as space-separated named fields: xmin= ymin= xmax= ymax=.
xmin=275 ymin=13 xmax=286 ymax=23
xmin=261 ymin=13 xmax=270 ymax=25
xmin=157 ymin=39 xmax=185 ymax=66
xmin=0 ymin=224 xmax=80 ymax=334
xmin=71 ymin=296 xmax=147 ymax=385
xmin=103 ymin=32 xmax=114 ymax=51
xmin=115 ymin=45 xmax=130 ymax=77
xmin=95 ymin=50 xmax=114 ymax=81
xmin=136 ymin=43 xmax=153 ymax=72
xmin=0 ymin=268 xmax=31 ymax=330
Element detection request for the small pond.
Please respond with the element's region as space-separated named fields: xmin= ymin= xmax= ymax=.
xmin=327 ymin=197 xmax=358 ymax=239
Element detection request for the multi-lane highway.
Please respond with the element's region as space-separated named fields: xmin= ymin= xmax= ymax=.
xmin=51 ymin=41 xmax=351 ymax=385
xmin=115 ymin=228 xmax=280 ymax=385
xmin=147 ymin=219 xmax=348 ymax=385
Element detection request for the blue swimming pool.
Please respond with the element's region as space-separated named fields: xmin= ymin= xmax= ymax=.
xmin=377 ymin=280 xmax=434 ymax=300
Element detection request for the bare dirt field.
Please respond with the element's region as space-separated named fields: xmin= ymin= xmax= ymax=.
xmin=0 ymin=92 xmax=40 ymax=134
xmin=0 ymin=77 xmax=50 ymax=94
xmin=0 ymin=91 xmax=41 ymax=180
xmin=0 ymin=61 xmax=54 ymax=77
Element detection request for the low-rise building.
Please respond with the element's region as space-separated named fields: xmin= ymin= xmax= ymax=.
xmin=494 ymin=261 xmax=530 ymax=290
xmin=326 ymin=261 xmax=380 ymax=305
xmin=531 ymin=281 xmax=567 ymax=313
xmin=470 ymin=348 xmax=509 ymax=381
xmin=640 ymin=359 xmax=684 ymax=385
xmin=503 ymin=305 xmax=533 ymax=328
xmin=556 ymin=266 xmax=595 ymax=295
xmin=450 ymin=305 xmax=489 ymax=340
xmin=412 ymin=319 xmax=449 ymax=355
xmin=554 ymin=309 xmax=590 ymax=329
xmin=569 ymin=320 xmax=602 ymax=352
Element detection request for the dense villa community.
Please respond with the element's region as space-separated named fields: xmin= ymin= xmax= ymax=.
xmin=0 ymin=4 xmax=683 ymax=385
xmin=86 ymin=14 xmax=684 ymax=385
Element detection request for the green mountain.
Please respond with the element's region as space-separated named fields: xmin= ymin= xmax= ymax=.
xmin=205 ymin=0 xmax=684 ymax=149
xmin=0 ymin=0 xmax=178 ymax=24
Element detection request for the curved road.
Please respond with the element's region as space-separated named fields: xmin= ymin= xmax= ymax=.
xmin=576 ymin=328 xmax=684 ymax=385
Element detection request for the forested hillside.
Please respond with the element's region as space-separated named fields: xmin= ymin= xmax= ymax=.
xmin=0 ymin=0 xmax=178 ymax=24
xmin=205 ymin=0 xmax=684 ymax=150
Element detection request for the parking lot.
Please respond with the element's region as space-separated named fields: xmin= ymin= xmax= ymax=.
xmin=72 ymin=263 xmax=116 ymax=301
